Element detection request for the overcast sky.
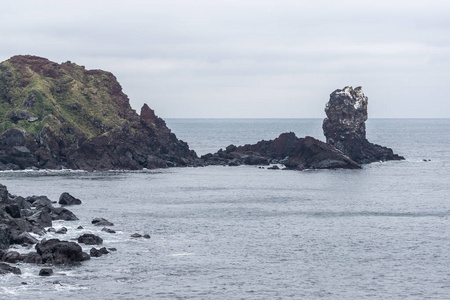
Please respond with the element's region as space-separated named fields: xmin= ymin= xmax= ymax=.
xmin=1 ymin=0 xmax=449 ymax=118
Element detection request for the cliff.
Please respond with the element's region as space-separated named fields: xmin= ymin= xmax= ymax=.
xmin=0 ymin=55 xmax=197 ymax=170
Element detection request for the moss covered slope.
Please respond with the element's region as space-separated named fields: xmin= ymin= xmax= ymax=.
xmin=0 ymin=55 xmax=197 ymax=170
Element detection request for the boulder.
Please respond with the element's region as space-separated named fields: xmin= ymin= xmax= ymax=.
xmin=92 ymin=218 xmax=114 ymax=226
xmin=101 ymin=227 xmax=116 ymax=234
xmin=89 ymin=247 xmax=109 ymax=257
xmin=15 ymin=232 xmax=39 ymax=245
xmin=58 ymin=192 xmax=82 ymax=205
xmin=27 ymin=209 xmax=52 ymax=227
xmin=22 ymin=252 xmax=43 ymax=264
xmin=0 ymin=262 xmax=21 ymax=275
xmin=35 ymin=238 xmax=90 ymax=264
xmin=323 ymin=86 xmax=404 ymax=164
xmin=39 ymin=268 xmax=53 ymax=276
xmin=2 ymin=251 xmax=23 ymax=263
xmin=51 ymin=207 xmax=79 ymax=221
xmin=55 ymin=227 xmax=67 ymax=234
xmin=77 ymin=233 xmax=103 ymax=245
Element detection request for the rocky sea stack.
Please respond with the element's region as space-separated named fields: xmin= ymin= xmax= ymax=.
xmin=323 ymin=86 xmax=404 ymax=164
xmin=0 ymin=55 xmax=197 ymax=171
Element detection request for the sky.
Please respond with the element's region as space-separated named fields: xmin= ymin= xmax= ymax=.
xmin=1 ymin=0 xmax=449 ymax=118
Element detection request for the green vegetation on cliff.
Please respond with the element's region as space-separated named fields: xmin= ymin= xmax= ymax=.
xmin=0 ymin=55 xmax=196 ymax=171
xmin=0 ymin=55 xmax=138 ymax=146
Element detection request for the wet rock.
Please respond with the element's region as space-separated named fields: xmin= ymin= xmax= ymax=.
xmin=323 ymin=86 xmax=404 ymax=164
xmin=92 ymin=218 xmax=114 ymax=226
xmin=143 ymin=234 xmax=151 ymax=239
xmin=90 ymin=247 xmax=109 ymax=257
xmin=0 ymin=224 xmax=11 ymax=250
xmin=39 ymin=268 xmax=53 ymax=276
xmin=0 ymin=262 xmax=21 ymax=275
xmin=47 ymin=228 xmax=56 ymax=233
xmin=55 ymin=227 xmax=67 ymax=234
xmin=101 ymin=227 xmax=116 ymax=234
xmin=35 ymin=238 xmax=90 ymax=264
xmin=77 ymin=226 xmax=84 ymax=230
xmin=15 ymin=232 xmax=39 ymax=245
xmin=22 ymin=252 xmax=43 ymax=264
xmin=108 ymin=248 xmax=117 ymax=252
xmin=27 ymin=209 xmax=52 ymax=227
xmin=58 ymin=192 xmax=82 ymax=205
xmin=51 ymin=207 xmax=79 ymax=221
xmin=77 ymin=233 xmax=103 ymax=245
xmin=2 ymin=251 xmax=23 ymax=263
xmin=130 ymin=233 xmax=142 ymax=238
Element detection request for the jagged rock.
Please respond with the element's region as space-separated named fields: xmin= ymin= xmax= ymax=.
xmin=58 ymin=192 xmax=82 ymax=205
xmin=27 ymin=209 xmax=52 ymax=227
xmin=77 ymin=233 xmax=103 ymax=245
xmin=15 ymin=232 xmax=39 ymax=245
xmin=0 ymin=224 xmax=11 ymax=249
xmin=89 ymin=247 xmax=109 ymax=257
xmin=50 ymin=207 xmax=79 ymax=221
xmin=35 ymin=238 xmax=90 ymax=264
xmin=323 ymin=86 xmax=404 ymax=164
xmin=92 ymin=218 xmax=114 ymax=226
xmin=202 ymin=132 xmax=360 ymax=170
xmin=0 ymin=262 xmax=21 ymax=275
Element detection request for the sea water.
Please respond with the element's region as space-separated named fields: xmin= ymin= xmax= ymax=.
xmin=0 ymin=119 xmax=449 ymax=299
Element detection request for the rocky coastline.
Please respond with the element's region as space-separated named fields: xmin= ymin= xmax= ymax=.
xmin=0 ymin=55 xmax=403 ymax=172
xmin=0 ymin=183 xmax=145 ymax=277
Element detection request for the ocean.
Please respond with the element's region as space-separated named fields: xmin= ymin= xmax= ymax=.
xmin=0 ymin=119 xmax=449 ymax=299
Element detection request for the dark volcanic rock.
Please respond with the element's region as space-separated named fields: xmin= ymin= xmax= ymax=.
xmin=2 ymin=251 xmax=23 ymax=263
xmin=90 ymin=247 xmax=109 ymax=257
xmin=51 ymin=207 xmax=79 ymax=221
xmin=0 ymin=55 xmax=198 ymax=171
xmin=35 ymin=238 xmax=90 ymax=264
xmin=58 ymin=192 xmax=82 ymax=205
xmin=77 ymin=233 xmax=103 ymax=245
xmin=322 ymin=86 xmax=404 ymax=164
xmin=0 ymin=262 xmax=21 ymax=275
xmin=92 ymin=218 xmax=114 ymax=226
xmin=39 ymin=268 xmax=53 ymax=276
xmin=202 ymin=132 xmax=360 ymax=170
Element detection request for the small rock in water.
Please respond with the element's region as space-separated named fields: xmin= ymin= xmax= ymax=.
xmin=21 ymin=282 xmax=28 ymax=285
xmin=108 ymin=248 xmax=117 ymax=252
xmin=53 ymin=280 xmax=61 ymax=285
xmin=101 ymin=227 xmax=116 ymax=234
xmin=55 ymin=227 xmax=67 ymax=234
xmin=78 ymin=234 xmax=103 ymax=245
xmin=77 ymin=226 xmax=84 ymax=229
xmin=39 ymin=268 xmax=53 ymax=276
xmin=143 ymin=234 xmax=151 ymax=239
xmin=90 ymin=247 xmax=110 ymax=257
xmin=130 ymin=233 xmax=142 ymax=238
xmin=47 ymin=228 xmax=56 ymax=233
xmin=92 ymin=218 xmax=114 ymax=226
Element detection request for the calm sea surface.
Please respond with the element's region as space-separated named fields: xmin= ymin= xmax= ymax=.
xmin=1 ymin=119 xmax=449 ymax=299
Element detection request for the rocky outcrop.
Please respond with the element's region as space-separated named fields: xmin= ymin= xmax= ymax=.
xmin=202 ymin=132 xmax=360 ymax=170
xmin=323 ymin=86 xmax=404 ymax=164
xmin=0 ymin=55 xmax=198 ymax=171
